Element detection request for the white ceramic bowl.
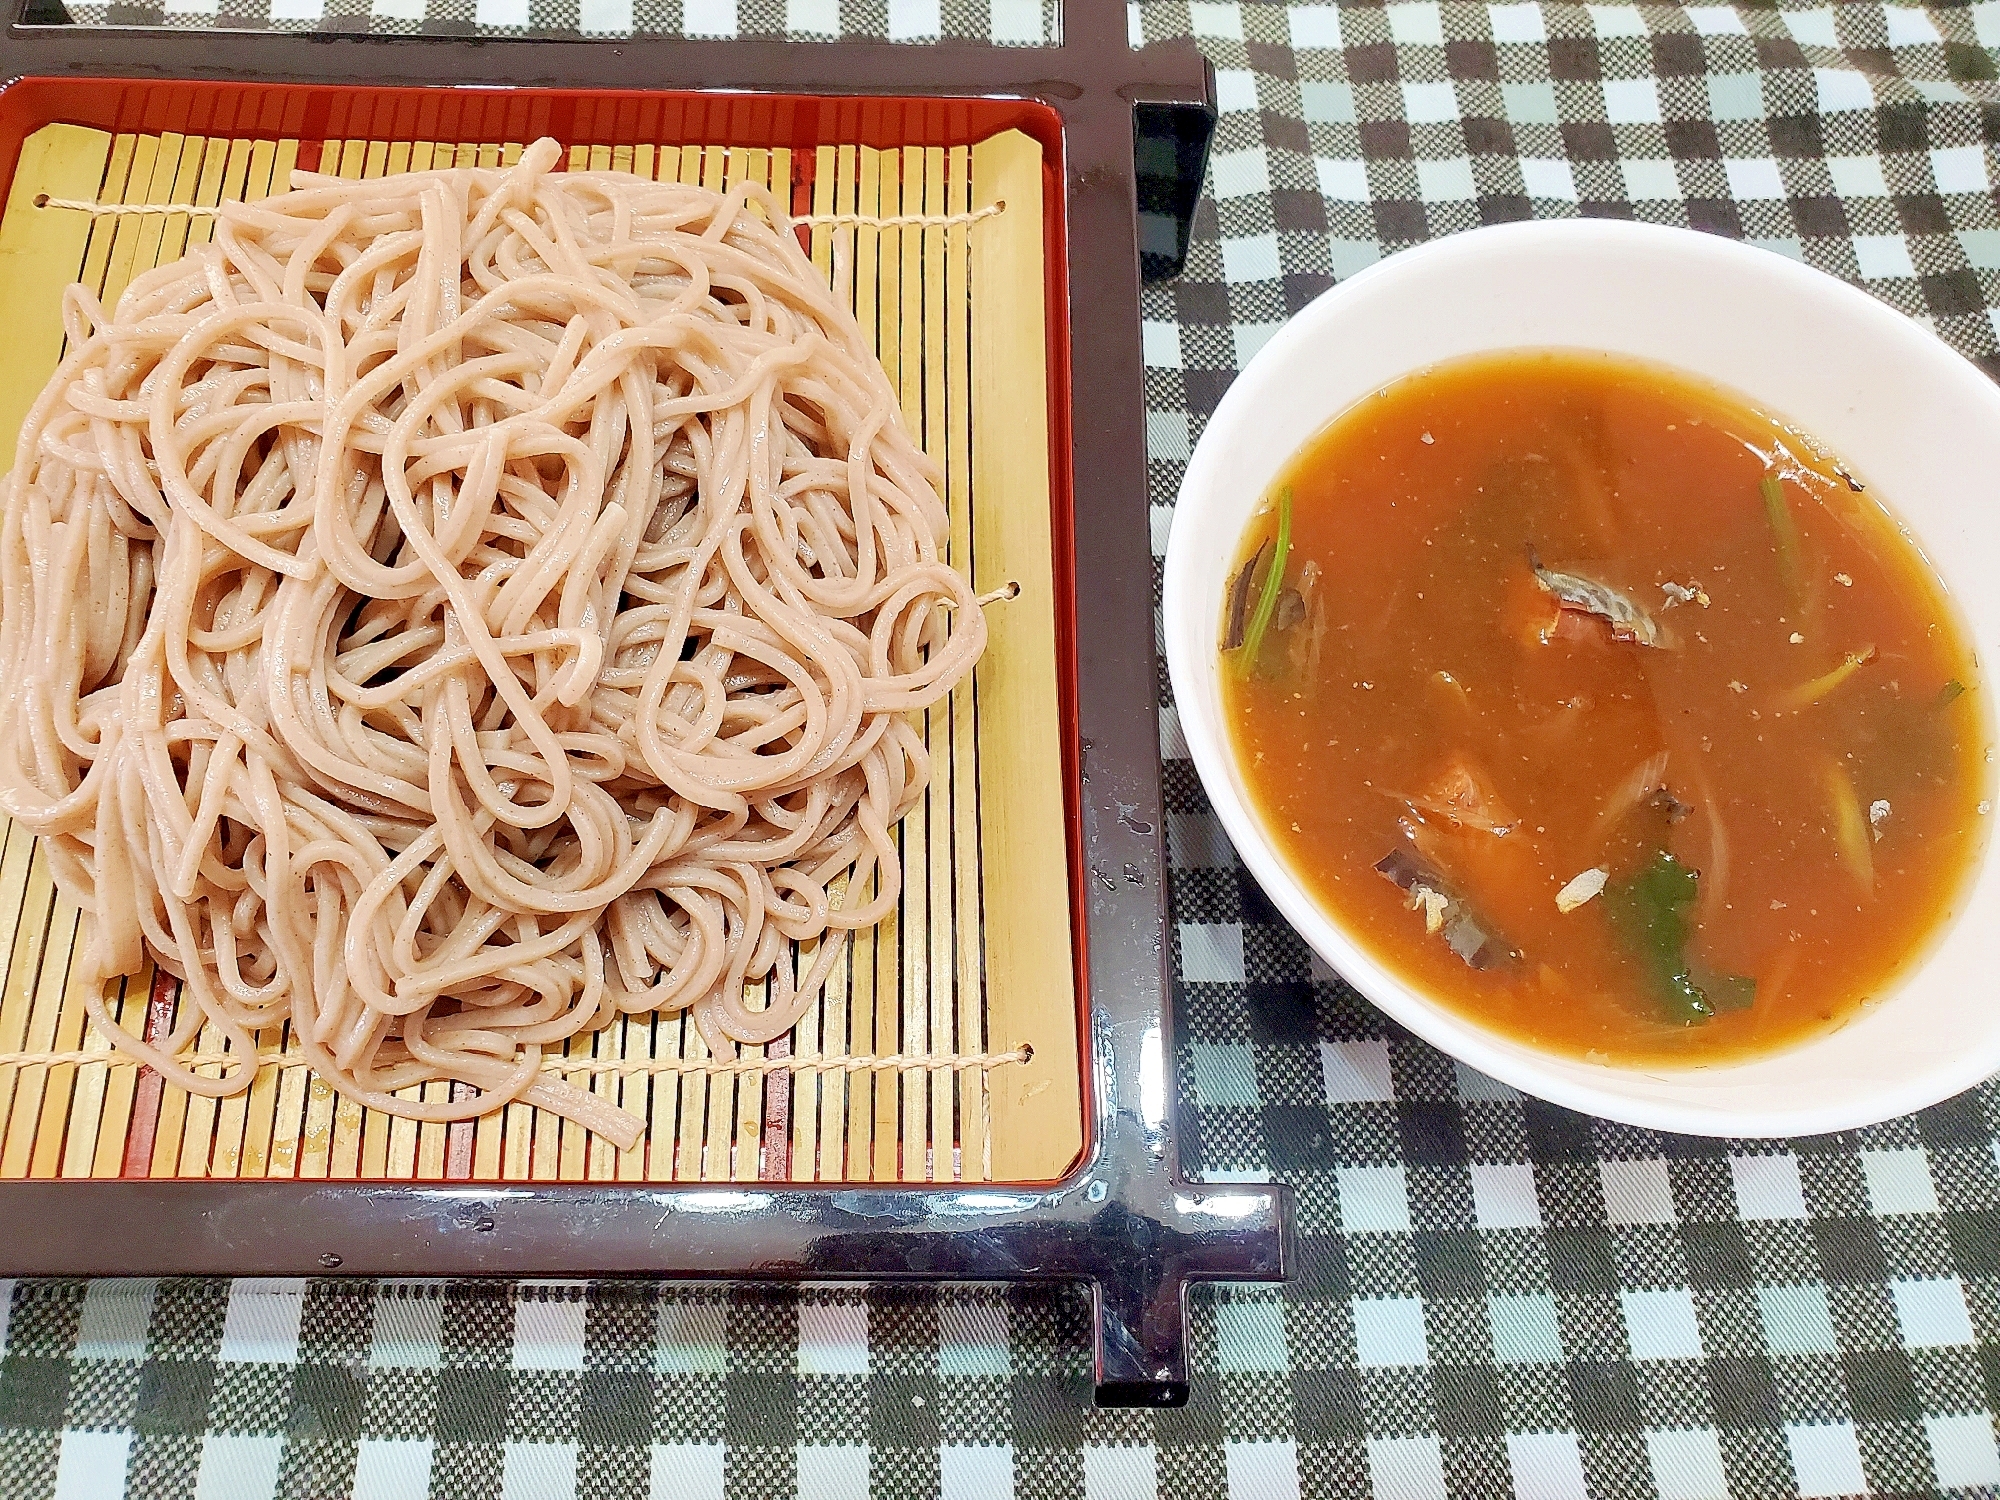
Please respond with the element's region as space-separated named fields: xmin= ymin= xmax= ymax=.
xmin=1163 ymin=218 xmax=2000 ymax=1137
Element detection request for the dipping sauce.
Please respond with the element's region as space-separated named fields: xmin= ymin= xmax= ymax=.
xmin=1220 ymin=351 xmax=1989 ymax=1065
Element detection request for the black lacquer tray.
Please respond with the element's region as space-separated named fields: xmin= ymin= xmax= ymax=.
xmin=0 ymin=1 xmax=1291 ymax=1406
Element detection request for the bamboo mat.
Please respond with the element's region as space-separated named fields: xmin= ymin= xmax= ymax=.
xmin=0 ymin=123 xmax=1080 ymax=1186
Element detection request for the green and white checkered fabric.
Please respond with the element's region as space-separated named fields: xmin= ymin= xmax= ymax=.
xmin=7 ymin=2 xmax=2000 ymax=1497
xmin=1142 ymin=4 xmax=2000 ymax=1497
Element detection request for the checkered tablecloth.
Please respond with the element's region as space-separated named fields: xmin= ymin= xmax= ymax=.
xmin=6 ymin=3 xmax=2000 ymax=1498
xmin=57 ymin=0 xmax=1064 ymax=42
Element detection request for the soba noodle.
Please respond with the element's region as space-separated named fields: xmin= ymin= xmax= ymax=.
xmin=0 ymin=137 xmax=986 ymax=1149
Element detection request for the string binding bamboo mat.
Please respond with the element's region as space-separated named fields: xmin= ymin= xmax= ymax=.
xmin=0 ymin=123 xmax=1080 ymax=1188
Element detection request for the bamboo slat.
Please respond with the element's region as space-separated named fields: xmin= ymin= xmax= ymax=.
xmin=862 ymin=145 xmax=902 ymax=1186
xmin=688 ymin=142 xmax=743 ymax=1187
xmin=0 ymin=845 xmax=63 ymax=1179
xmin=56 ymin=108 xmax=144 ymax=1178
xmin=922 ymin=143 xmax=954 ymax=1183
xmin=0 ymin=123 xmax=104 ymax=473
xmin=895 ymin=143 xmax=928 ymax=1183
xmin=946 ymin=143 xmax=987 ymax=1182
xmin=799 ymin=145 xmax=840 ymax=1182
xmin=727 ymin=143 xmax=773 ymax=1187
xmin=969 ymin=131 xmax=1084 ymax=1183
xmin=0 ymin=123 xmax=1078 ymax=1186
xmin=819 ymin=145 xmax=861 ymax=1182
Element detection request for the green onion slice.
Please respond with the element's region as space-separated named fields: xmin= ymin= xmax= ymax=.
xmin=1236 ymin=487 xmax=1292 ymax=678
xmin=1760 ymin=474 xmax=1803 ymax=598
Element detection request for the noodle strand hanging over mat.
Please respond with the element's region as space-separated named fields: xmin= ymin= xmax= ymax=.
xmin=0 ymin=138 xmax=987 ymax=1150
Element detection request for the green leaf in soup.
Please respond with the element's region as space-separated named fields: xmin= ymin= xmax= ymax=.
xmin=1221 ymin=540 xmax=1267 ymax=652
xmin=1760 ymin=473 xmax=1804 ymax=601
xmin=1235 ymin=487 xmax=1293 ymax=679
xmin=1850 ymin=684 xmax=1962 ymax=799
xmin=1704 ymin=973 xmax=1757 ymax=1013
xmin=1604 ymin=851 xmax=1755 ymax=1024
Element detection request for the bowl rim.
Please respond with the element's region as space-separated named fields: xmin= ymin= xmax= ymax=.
xmin=1162 ymin=216 xmax=2000 ymax=1137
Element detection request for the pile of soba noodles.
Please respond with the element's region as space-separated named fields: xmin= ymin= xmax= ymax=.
xmin=0 ymin=137 xmax=985 ymax=1149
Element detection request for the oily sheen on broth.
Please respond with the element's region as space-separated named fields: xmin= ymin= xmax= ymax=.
xmin=1221 ymin=351 xmax=1987 ymax=1066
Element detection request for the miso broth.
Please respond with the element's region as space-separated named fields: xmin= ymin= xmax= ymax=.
xmin=1221 ymin=351 xmax=1989 ymax=1065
